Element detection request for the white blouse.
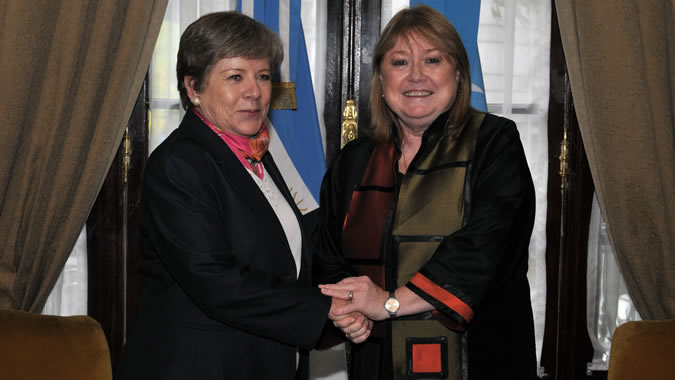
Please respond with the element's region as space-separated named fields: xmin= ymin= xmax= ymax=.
xmin=247 ymin=165 xmax=303 ymax=278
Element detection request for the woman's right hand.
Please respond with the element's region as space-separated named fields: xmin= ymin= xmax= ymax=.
xmin=321 ymin=276 xmax=391 ymax=321
xmin=329 ymin=297 xmax=373 ymax=343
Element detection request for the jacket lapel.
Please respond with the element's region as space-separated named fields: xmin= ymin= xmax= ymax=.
xmin=178 ymin=111 xmax=289 ymax=248
xmin=263 ymin=152 xmax=311 ymax=279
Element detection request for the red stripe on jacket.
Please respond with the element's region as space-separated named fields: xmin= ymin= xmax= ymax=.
xmin=410 ymin=273 xmax=474 ymax=323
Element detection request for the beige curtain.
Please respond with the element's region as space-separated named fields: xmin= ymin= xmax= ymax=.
xmin=0 ymin=0 xmax=167 ymax=312
xmin=555 ymin=0 xmax=674 ymax=319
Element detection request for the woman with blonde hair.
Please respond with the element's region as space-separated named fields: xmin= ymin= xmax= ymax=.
xmin=317 ymin=5 xmax=537 ymax=379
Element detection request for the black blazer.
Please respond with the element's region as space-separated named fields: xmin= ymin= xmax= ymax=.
xmin=115 ymin=110 xmax=331 ymax=380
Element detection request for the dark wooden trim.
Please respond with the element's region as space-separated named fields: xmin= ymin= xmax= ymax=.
xmin=542 ymin=2 xmax=603 ymax=379
xmin=124 ymin=78 xmax=149 ymax=336
xmin=561 ymin=101 xmax=599 ymax=380
xmin=86 ymin=132 xmax=126 ymax=367
xmin=324 ymin=0 xmax=344 ymax=166
xmin=541 ymin=3 xmax=565 ymax=376
xmin=355 ymin=0 xmax=381 ymax=140
xmin=324 ymin=0 xmax=381 ymax=167
xmin=87 ymin=81 xmax=148 ymax=369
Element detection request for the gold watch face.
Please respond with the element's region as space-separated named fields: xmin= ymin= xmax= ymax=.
xmin=385 ymin=297 xmax=400 ymax=313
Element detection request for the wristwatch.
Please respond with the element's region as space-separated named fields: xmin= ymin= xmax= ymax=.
xmin=384 ymin=291 xmax=400 ymax=318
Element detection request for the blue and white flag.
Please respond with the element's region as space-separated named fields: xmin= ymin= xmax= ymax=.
xmin=409 ymin=0 xmax=487 ymax=111
xmin=238 ymin=0 xmax=325 ymax=213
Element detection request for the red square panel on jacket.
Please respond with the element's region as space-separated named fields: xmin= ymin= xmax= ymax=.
xmin=412 ymin=343 xmax=442 ymax=373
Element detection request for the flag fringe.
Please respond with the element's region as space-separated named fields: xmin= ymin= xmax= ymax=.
xmin=271 ymin=82 xmax=297 ymax=110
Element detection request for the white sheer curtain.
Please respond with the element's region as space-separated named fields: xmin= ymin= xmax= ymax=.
xmin=586 ymin=194 xmax=641 ymax=373
xmin=477 ymin=0 xmax=550 ymax=368
xmin=42 ymin=227 xmax=88 ymax=316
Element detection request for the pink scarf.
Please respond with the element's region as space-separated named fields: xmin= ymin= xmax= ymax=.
xmin=194 ymin=109 xmax=270 ymax=179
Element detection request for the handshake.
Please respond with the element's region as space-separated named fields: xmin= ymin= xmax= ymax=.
xmin=319 ymin=275 xmax=396 ymax=344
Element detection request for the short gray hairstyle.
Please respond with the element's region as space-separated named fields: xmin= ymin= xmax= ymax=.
xmin=176 ymin=11 xmax=283 ymax=110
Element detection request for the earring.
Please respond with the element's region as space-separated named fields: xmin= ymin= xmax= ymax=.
xmin=193 ymin=97 xmax=200 ymax=106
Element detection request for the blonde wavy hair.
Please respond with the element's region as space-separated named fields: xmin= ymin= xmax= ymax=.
xmin=369 ymin=5 xmax=474 ymax=144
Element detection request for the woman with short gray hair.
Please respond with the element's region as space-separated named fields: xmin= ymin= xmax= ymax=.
xmin=115 ymin=11 xmax=371 ymax=380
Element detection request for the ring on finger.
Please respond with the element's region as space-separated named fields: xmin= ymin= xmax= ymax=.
xmin=348 ymin=291 xmax=354 ymax=301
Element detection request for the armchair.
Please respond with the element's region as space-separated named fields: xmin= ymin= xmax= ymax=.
xmin=607 ymin=319 xmax=675 ymax=380
xmin=0 ymin=309 xmax=112 ymax=380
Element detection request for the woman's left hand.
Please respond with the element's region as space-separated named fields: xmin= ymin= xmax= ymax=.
xmin=320 ymin=276 xmax=390 ymax=321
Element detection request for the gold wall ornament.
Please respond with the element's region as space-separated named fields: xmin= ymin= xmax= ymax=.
xmin=341 ymin=99 xmax=358 ymax=148
xmin=271 ymin=82 xmax=297 ymax=110
xmin=123 ymin=127 xmax=131 ymax=184
xmin=559 ymin=127 xmax=568 ymax=190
